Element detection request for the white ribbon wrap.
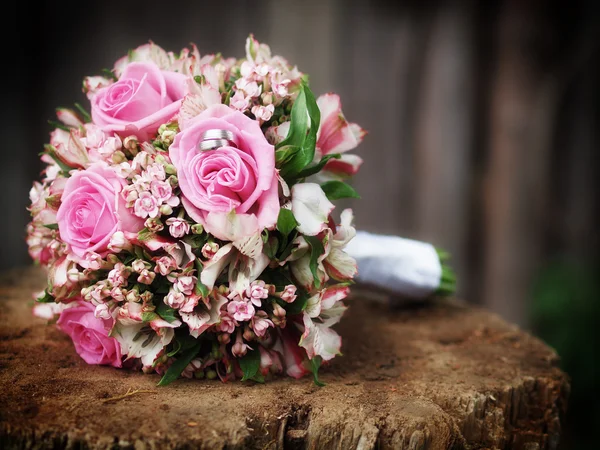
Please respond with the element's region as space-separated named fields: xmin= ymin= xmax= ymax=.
xmin=344 ymin=231 xmax=442 ymax=298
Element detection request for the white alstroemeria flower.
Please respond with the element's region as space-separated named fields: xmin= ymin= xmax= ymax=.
xmin=291 ymin=183 xmax=334 ymax=236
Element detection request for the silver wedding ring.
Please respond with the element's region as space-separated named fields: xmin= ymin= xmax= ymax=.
xmin=198 ymin=129 xmax=239 ymax=151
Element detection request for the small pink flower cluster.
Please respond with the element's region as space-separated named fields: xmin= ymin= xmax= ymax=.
xmin=27 ymin=36 xmax=365 ymax=384
xmin=228 ymin=39 xmax=302 ymax=125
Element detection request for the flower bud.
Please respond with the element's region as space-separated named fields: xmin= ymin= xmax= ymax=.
xmin=201 ymin=241 xmax=219 ymax=259
xmin=218 ymin=333 xmax=231 ymax=345
xmin=67 ymin=267 xmax=83 ymax=283
xmin=154 ymin=353 xmax=168 ymax=367
xmin=101 ymin=281 xmax=112 ymax=294
xmin=243 ymin=327 xmax=255 ymax=342
xmin=131 ymin=259 xmax=147 ymax=273
xmin=160 ymin=204 xmax=173 ymax=216
xmin=261 ymin=92 xmax=274 ymax=105
xmin=122 ymin=185 xmax=139 ymax=204
xmin=279 ymin=284 xmax=297 ymax=303
xmin=272 ymin=301 xmax=286 ymax=318
xmin=79 ymin=252 xmax=103 ymax=271
xmin=111 ymin=287 xmax=125 ymax=302
xmin=141 ymin=303 xmax=155 ymax=315
xmin=94 ymin=303 xmax=111 ymax=320
xmin=165 ymin=164 xmax=177 ymax=175
xmin=123 ymin=135 xmax=139 ymax=154
xmin=114 ymin=162 xmax=133 ymax=178
xmin=106 ymin=254 xmax=121 ymax=265
xmin=217 ymin=285 xmax=229 ymax=295
xmin=160 ymin=129 xmax=177 ymax=145
xmin=137 ymin=269 xmax=156 ymax=285
xmin=108 ymin=231 xmax=132 ymax=253
xmin=80 ymin=286 xmax=94 ymax=301
xmin=126 ymin=287 xmax=140 ymax=303
xmin=155 ymin=256 xmax=176 ymax=276
xmin=111 ymin=150 xmax=127 ymax=164
xmin=272 ymin=316 xmax=286 ymax=328
xmin=142 ymin=365 xmax=155 ymax=374
xmin=144 ymin=217 xmax=164 ymax=232
xmin=191 ymin=223 xmax=204 ymax=234
xmin=165 ymin=290 xmax=185 ymax=309
xmin=167 ymin=175 xmax=178 ymax=187
xmin=231 ymin=330 xmax=249 ymax=357
xmin=140 ymin=290 xmax=154 ymax=302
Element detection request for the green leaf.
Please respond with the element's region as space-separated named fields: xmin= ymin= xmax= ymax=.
xmin=239 ymin=347 xmax=261 ymax=382
xmin=260 ymin=269 xmax=294 ymax=291
xmin=141 ymin=312 xmax=159 ymax=323
xmin=36 ymin=290 xmax=55 ymax=304
xmin=157 ymin=340 xmax=201 ymax=386
xmin=309 ymin=356 xmax=326 ymax=387
xmin=166 ymin=339 xmax=182 ymax=357
xmin=277 ymin=209 xmax=299 ymax=236
xmin=155 ymin=302 xmax=179 ymax=323
xmin=296 ymin=153 xmax=341 ymax=179
xmin=304 ymin=236 xmax=325 ymax=289
xmin=101 ymin=68 xmax=118 ymax=81
xmin=48 ymin=120 xmax=71 ymax=132
xmin=168 ymin=333 xmax=201 ymax=358
xmin=74 ymin=103 xmax=91 ymax=123
xmin=43 ymin=223 xmax=59 ymax=230
xmin=277 ymin=82 xmax=321 ymax=181
xmin=320 ymin=181 xmax=360 ymax=201
xmin=134 ymin=246 xmax=146 ymax=260
xmin=194 ymin=259 xmax=209 ymax=298
xmin=275 ymin=145 xmax=300 ymax=166
xmin=301 ymin=84 xmax=320 ymax=161
xmin=264 ymin=236 xmax=279 ymax=260
xmin=183 ymin=233 xmax=208 ymax=249
xmin=278 ymin=237 xmax=297 ymax=262
xmin=261 ymin=229 xmax=270 ymax=244
xmin=251 ymin=372 xmax=265 ymax=383
xmin=275 ymin=89 xmax=307 ymax=151
xmin=178 ymin=334 xmax=201 ymax=352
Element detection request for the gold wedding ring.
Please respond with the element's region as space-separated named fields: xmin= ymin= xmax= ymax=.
xmin=198 ymin=129 xmax=239 ymax=151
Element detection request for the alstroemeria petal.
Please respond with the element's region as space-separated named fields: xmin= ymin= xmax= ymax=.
xmin=299 ymin=314 xmax=342 ymax=361
xmin=324 ymin=248 xmax=357 ymax=281
xmin=291 ymin=183 xmax=334 ymax=236
xmin=200 ymin=243 xmax=235 ymax=290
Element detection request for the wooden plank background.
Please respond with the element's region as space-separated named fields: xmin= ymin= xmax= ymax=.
xmin=3 ymin=0 xmax=599 ymax=327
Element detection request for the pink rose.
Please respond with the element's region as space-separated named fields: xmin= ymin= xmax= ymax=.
xmin=57 ymin=300 xmax=122 ymax=367
xmin=91 ymin=62 xmax=188 ymax=140
xmin=169 ymin=105 xmax=279 ymax=241
xmin=56 ymin=163 xmax=144 ymax=258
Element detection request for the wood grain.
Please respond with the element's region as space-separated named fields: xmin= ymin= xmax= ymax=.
xmin=0 ymin=267 xmax=568 ymax=449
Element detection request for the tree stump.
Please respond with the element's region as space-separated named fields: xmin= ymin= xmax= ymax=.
xmin=0 ymin=267 xmax=569 ymax=450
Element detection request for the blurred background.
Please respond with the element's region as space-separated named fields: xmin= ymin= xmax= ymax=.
xmin=4 ymin=0 xmax=599 ymax=446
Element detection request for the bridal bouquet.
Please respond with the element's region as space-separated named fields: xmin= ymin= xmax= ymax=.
xmin=27 ymin=36 xmax=365 ymax=385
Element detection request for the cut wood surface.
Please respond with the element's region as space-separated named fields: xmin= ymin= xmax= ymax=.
xmin=0 ymin=267 xmax=569 ymax=450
